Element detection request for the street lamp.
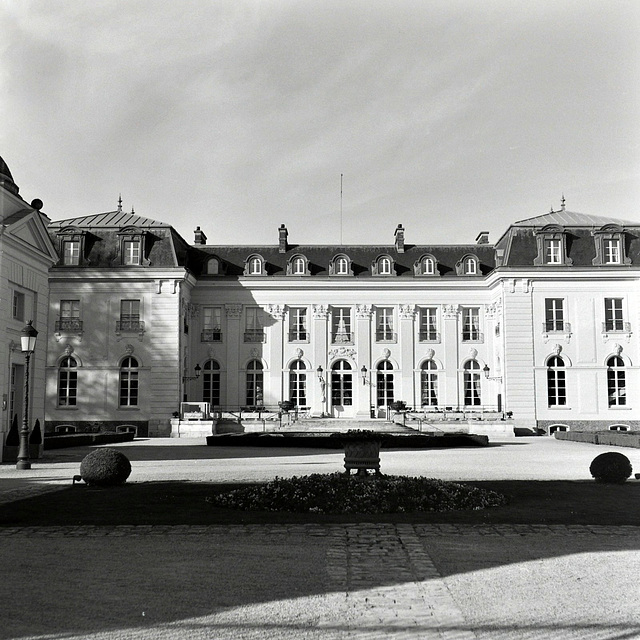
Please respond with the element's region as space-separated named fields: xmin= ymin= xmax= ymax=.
xmin=17 ymin=320 xmax=38 ymax=470
xmin=360 ymin=365 xmax=368 ymax=384
xmin=483 ymin=364 xmax=502 ymax=383
xmin=182 ymin=363 xmax=201 ymax=383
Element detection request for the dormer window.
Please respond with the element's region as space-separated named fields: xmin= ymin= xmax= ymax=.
xmin=330 ymin=254 xmax=352 ymax=276
xmin=57 ymin=227 xmax=87 ymax=266
xmin=207 ymin=258 xmax=220 ymax=275
xmin=372 ymin=255 xmax=395 ymax=276
xmin=118 ymin=227 xmax=148 ymax=266
xmin=534 ymin=225 xmax=573 ymax=266
xmin=456 ymin=254 xmax=480 ymax=276
xmin=414 ymin=254 xmax=438 ymax=277
xmin=245 ymin=254 xmax=265 ymax=276
xmin=287 ymin=254 xmax=309 ymax=276
xmin=592 ymin=225 xmax=630 ymax=266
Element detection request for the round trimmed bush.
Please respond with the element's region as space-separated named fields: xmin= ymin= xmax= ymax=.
xmin=589 ymin=452 xmax=632 ymax=484
xmin=80 ymin=448 xmax=132 ymax=486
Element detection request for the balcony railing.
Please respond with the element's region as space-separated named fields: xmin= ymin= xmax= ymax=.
xmin=602 ymin=321 xmax=631 ymax=333
xmin=55 ymin=318 xmax=83 ymax=332
xmin=116 ymin=320 xmax=145 ymax=333
xmin=288 ymin=332 xmax=309 ymax=342
xmin=542 ymin=321 xmax=572 ymax=333
xmin=244 ymin=330 xmax=266 ymax=343
xmin=419 ymin=331 xmax=440 ymax=342
xmin=331 ymin=332 xmax=353 ymax=344
xmin=375 ymin=331 xmax=397 ymax=342
xmin=201 ymin=329 xmax=223 ymax=342
xmin=461 ymin=331 xmax=484 ymax=343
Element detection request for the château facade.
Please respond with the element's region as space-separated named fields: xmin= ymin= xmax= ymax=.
xmin=44 ymin=203 xmax=640 ymax=437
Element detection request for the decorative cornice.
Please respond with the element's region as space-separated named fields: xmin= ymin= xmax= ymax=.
xmin=313 ymin=304 xmax=329 ymax=319
xmin=225 ymin=303 xmax=243 ymax=319
xmin=355 ymin=304 xmax=372 ymax=319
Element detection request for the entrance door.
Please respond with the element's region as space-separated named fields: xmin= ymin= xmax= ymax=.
xmin=331 ymin=360 xmax=353 ymax=417
xmin=376 ymin=360 xmax=394 ymax=416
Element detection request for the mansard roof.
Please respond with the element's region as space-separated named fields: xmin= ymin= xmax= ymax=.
xmin=47 ymin=209 xmax=191 ymax=269
xmin=512 ymin=210 xmax=637 ymax=228
xmin=191 ymin=242 xmax=496 ymax=277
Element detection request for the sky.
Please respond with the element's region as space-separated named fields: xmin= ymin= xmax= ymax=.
xmin=1 ymin=0 xmax=639 ymax=247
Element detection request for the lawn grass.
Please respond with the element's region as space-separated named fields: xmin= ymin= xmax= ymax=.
xmin=1 ymin=479 xmax=639 ymax=526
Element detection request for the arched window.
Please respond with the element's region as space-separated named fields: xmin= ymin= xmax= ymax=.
xmin=331 ymin=360 xmax=353 ymax=407
xmin=289 ymin=360 xmax=307 ymax=406
xmin=294 ymin=256 xmax=306 ymax=275
xmin=463 ymin=360 xmax=481 ymax=406
xmin=119 ymin=357 xmax=139 ymax=407
xmin=420 ymin=360 xmax=438 ymax=406
xmin=464 ymin=256 xmax=477 ymax=275
xmin=203 ymin=360 xmax=221 ymax=406
xmin=423 ymin=256 xmax=435 ymax=275
xmin=607 ymin=356 xmax=626 ymax=406
xmin=246 ymin=360 xmax=264 ymax=407
xmin=245 ymin=255 xmax=264 ymax=276
xmin=58 ymin=356 xmax=78 ymax=406
xmin=376 ymin=360 xmax=394 ymax=407
xmin=331 ymin=255 xmax=351 ymax=276
xmin=375 ymin=256 xmax=393 ymax=276
xmin=547 ymin=356 xmax=566 ymax=407
xmin=206 ymin=258 xmax=220 ymax=275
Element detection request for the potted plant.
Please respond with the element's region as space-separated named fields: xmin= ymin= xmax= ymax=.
xmin=29 ymin=418 xmax=42 ymax=460
xmin=331 ymin=429 xmax=385 ymax=476
xmin=278 ymin=400 xmax=295 ymax=413
xmin=3 ymin=414 xmax=19 ymax=463
xmin=390 ymin=400 xmax=407 ymax=412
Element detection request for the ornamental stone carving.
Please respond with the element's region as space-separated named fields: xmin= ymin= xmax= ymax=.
xmin=469 ymin=348 xmax=478 ymax=359
xmin=313 ymin=304 xmax=329 ymax=319
xmin=295 ymin=348 xmax=304 ymax=359
xmin=265 ymin=304 xmax=285 ymax=320
xmin=442 ymin=304 xmax=459 ymax=319
xmin=553 ymin=344 xmax=563 ymax=356
xmin=125 ymin=344 xmax=135 ymax=356
xmin=225 ymin=304 xmax=243 ymax=319
xmin=329 ymin=347 xmax=357 ymax=360
xmin=399 ymin=304 xmax=416 ymax=319
xmin=614 ymin=343 xmax=623 ymax=356
xmin=382 ymin=348 xmax=391 ymax=360
xmin=425 ymin=348 xmax=435 ymax=360
xmin=356 ymin=304 xmax=372 ymax=319
xmin=64 ymin=344 xmax=74 ymax=356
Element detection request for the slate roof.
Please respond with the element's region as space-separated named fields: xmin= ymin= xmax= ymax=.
xmin=48 ymin=210 xmax=169 ymax=230
xmin=513 ymin=210 xmax=638 ymax=228
xmin=191 ymin=243 xmax=496 ymax=278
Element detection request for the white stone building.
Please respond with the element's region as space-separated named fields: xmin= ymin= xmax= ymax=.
xmin=44 ymin=203 xmax=640 ymax=437
xmin=0 ymin=156 xmax=57 ymax=459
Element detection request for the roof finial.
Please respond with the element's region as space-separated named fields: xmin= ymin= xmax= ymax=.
xmin=131 ymin=206 xmax=135 ymax=215
xmin=117 ymin=194 xmax=123 ymax=213
xmin=561 ymin=194 xmax=566 ymax=211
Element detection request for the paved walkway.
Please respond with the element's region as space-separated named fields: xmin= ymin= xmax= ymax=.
xmin=1 ymin=437 xmax=640 ymax=639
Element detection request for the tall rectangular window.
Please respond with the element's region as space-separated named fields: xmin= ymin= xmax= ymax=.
xmin=63 ymin=240 xmax=80 ymax=265
xmin=376 ymin=307 xmax=395 ymax=341
xmin=60 ymin=300 xmax=80 ymax=319
xmin=123 ymin=240 xmax=141 ymax=265
xmin=332 ymin=307 xmax=352 ymax=344
xmin=544 ymin=239 xmax=562 ymax=264
xmin=419 ymin=307 xmax=438 ymax=341
xmin=202 ymin=306 xmax=222 ymax=341
xmin=289 ymin=307 xmax=308 ymax=341
xmin=462 ymin=308 xmax=480 ymax=342
xmin=604 ymin=239 xmax=621 ymax=264
xmin=245 ymin=307 xmax=265 ymax=342
xmin=12 ymin=291 xmax=25 ymax=321
xmin=604 ymin=298 xmax=624 ymax=331
xmin=544 ymin=298 xmax=564 ymax=332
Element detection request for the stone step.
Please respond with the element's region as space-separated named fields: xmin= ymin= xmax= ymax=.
xmin=275 ymin=419 xmax=417 ymax=433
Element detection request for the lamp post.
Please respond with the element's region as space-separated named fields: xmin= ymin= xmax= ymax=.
xmin=17 ymin=320 xmax=38 ymax=470
xmin=182 ymin=363 xmax=202 ymax=383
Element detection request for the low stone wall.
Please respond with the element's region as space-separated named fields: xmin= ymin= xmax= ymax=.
xmin=539 ymin=419 xmax=640 ymax=434
xmin=44 ymin=432 xmax=135 ymax=449
xmin=554 ymin=431 xmax=640 ymax=449
xmin=45 ymin=420 xmax=149 ymax=438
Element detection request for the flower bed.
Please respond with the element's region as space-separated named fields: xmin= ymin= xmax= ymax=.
xmin=206 ymin=473 xmax=508 ymax=514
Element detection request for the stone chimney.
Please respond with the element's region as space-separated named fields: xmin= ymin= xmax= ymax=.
xmin=475 ymin=231 xmax=489 ymax=245
xmin=194 ymin=226 xmax=207 ymax=245
xmin=279 ymin=224 xmax=288 ymax=253
xmin=394 ymin=224 xmax=405 ymax=253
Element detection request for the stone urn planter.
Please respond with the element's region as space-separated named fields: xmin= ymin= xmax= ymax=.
xmin=333 ymin=430 xmax=384 ymax=476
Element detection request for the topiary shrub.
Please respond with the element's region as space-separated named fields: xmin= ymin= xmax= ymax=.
xmin=589 ymin=452 xmax=632 ymax=484
xmin=79 ymin=448 xmax=132 ymax=487
xmin=5 ymin=414 xmax=19 ymax=446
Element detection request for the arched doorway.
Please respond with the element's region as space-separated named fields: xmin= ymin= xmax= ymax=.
xmin=376 ymin=360 xmax=394 ymax=414
xmin=331 ymin=360 xmax=353 ymax=417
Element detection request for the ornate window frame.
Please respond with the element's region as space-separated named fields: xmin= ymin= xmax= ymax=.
xmin=329 ymin=254 xmax=353 ymax=276
xmin=244 ymin=254 xmax=266 ymax=276
xmin=372 ymin=254 xmax=395 ymax=276
xmin=205 ymin=256 xmax=226 ymax=275
xmin=56 ymin=226 xmax=87 ymax=266
xmin=286 ymin=254 xmax=310 ymax=276
xmin=534 ymin=225 xmax=573 ymax=266
xmin=414 ymin=254 xmax=439 ymax=276
xmin=117 ymin=226 xmax=149 ymax=266
xmin=592 ymin=225 xmax=630 ymax=266
xmin=456 ymin=253 xmax=480 ymax=276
